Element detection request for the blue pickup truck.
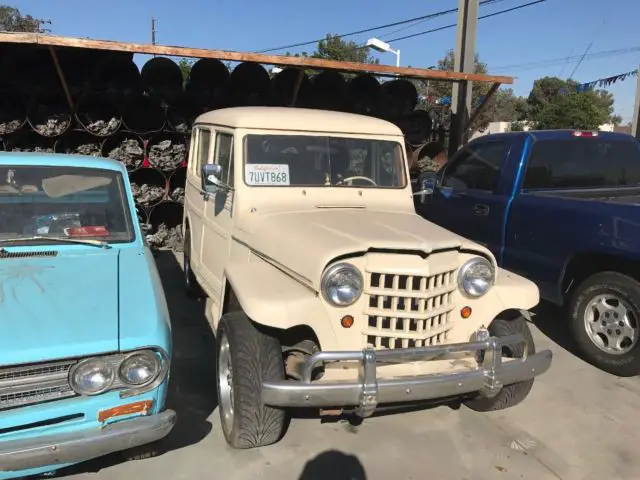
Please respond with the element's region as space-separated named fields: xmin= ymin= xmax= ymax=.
xmin=415 ymin=130 xmax=640 ymax=377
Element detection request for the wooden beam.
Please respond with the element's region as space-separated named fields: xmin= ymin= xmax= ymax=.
xmin=0 ymin=32 xmax=514 ymax=85
xmin=48 ymin=45 xmax=75 ymax=111
xmin=464 ymin=82 xmax=501 ymax=132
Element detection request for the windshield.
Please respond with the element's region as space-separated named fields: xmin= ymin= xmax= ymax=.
xmin=244 ymin=134 xmax=406 ymax=188
xmin=0 ymin=165 xmax=135 ymax=245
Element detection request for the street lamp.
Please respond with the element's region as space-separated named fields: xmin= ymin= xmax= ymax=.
xmin=366 ymin=38 xmax=400 ymax=67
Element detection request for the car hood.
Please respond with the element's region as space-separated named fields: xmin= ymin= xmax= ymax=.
xmin=0 ymin=249 xmax=120 ymax=366
xmin=234 ymin=209 xmax=493 ymax=289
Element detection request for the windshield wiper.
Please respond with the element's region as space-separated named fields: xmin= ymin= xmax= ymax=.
xmin=0 ymin=236 xmax=109 ymax=248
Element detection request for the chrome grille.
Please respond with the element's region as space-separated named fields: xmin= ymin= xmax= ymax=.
xmin=364 ymin=268 xmax=457 ymax=349
xmin=0 ymin=359 xmax=78 ymax=411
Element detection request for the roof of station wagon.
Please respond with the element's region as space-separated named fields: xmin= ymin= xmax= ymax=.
xmin=194 ymin=107 xmax=405 ymax=136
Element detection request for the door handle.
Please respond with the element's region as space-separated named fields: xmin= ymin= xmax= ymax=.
xmin=473 ymin=203 xmax=490 ymax=216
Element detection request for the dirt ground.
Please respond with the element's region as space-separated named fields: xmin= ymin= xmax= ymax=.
xmin=51 ymin=251 xmax=640 ymax=480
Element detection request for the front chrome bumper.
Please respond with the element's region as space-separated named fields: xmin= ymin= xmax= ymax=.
xmin=262 ymin=333 xmax=552 ymax=417
xmin=0 ymin=410 xmax=176 ymax=472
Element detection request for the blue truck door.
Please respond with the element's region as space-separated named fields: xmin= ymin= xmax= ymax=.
xmin=418 ymin=139 xmax=512 ymax=259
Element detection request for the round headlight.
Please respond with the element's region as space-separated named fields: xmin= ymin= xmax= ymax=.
xmin=69 ymin=359 xmax=115 ymax=395
xmin=119 ymin=351 xmax=161 ymax=386
xmin=459 ymin=257 xmax=495 ymax=298
xmin=321 ymin=262 xmax=364 ymax=307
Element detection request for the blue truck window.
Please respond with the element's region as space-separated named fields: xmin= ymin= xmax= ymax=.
xmin=524 ymin=138 xmax=640 ymax=189
xmin=442 ymin=141 xmax=508 ymax=192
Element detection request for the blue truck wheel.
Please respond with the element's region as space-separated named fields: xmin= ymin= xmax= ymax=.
xmin=569 ymin=271 xmax=640 ymax=377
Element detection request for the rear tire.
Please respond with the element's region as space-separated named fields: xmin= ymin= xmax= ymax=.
xmin=568 ymin=271 xmax=640 ymax=377
xmin=216 ymin=312 xmax=287 ymax=449
xmin=183 ymin=228 xmax=205 ymax=298
xmin=464 ymin=315 xmax=535 ymax=412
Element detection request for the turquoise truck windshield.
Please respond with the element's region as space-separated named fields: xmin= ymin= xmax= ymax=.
xmin=0 ymin=165 xmax=135 ymax=244
xmin=244 ymin=134 xmax=406 ymax=188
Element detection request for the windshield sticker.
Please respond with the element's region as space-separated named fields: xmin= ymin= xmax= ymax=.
xmin=245 ymin=164 xmax=290 ymax=186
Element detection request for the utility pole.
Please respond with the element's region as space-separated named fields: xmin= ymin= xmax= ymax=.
xmin=448 ymin=0 xmax=479 ymax=157
xmin=151 ymin=16 xmax=157 ymax=46
xmin=633 ymin=65 xmax=640 ymax=139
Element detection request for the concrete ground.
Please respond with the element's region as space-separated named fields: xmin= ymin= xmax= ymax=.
xmin=55 ymin=251 xmax=640 ymax=480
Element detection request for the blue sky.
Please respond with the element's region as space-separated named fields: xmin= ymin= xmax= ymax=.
xmin=10 ymin=0 xmax=640 ymax=121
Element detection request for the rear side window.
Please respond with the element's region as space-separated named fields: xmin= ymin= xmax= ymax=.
xmin=524 ymin=138 xmax=640 ymax=189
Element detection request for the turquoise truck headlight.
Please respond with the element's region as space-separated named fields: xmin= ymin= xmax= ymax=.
xmin=458 ymin=257 xmax=494 ymax=298
xmin=69 ymin=358 xmax=116 ymax=395
xmin=67 ymin=349 xmax=169 ymax=398
xmin=119 ymin=350 xmax=161 ymax=386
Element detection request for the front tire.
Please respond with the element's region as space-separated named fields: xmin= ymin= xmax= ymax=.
xmin=464 ymin=315 xmax=535 ymax=412
xmin=568 ymin=271 xmax=640 ymax=377
xmin=216 ymin=312 xmax=287 ymax=449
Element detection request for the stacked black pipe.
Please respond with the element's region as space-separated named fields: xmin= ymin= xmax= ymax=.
xmin=0 ymin=45 xmax=438 ymax=251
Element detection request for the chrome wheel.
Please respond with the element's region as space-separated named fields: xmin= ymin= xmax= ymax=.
xmin=583 ymin=293 xmax=638 ymax=355
xmin=218 ymin=331 xmax=234 ymax=432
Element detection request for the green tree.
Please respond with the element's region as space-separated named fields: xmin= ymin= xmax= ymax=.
xmin=177 ymin=58 xmax=194 ymax=84
xmin=489 ymin=88 xmax=528 ymax=123
xmin=0 ymin=5 xmax=50 ymax=32
xmin=415 ymin=49 xmax=496 ymax=132
xmin=526 ymin=76 xmax=613 ymax=130
xmin=312 ymin=34 xmax=379 ymax=64
xmin=610 ymin=114 xmax=623 ymax=126
xmin=281 ymin=35 xmax=378 ymax=77
xmin=509 ymin=120 xmax=526 ymax=132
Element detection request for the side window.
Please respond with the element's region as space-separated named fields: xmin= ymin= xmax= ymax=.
xmin=214 ymin=132 xmax=234 ymax=187
xmin=441 ymin=141 xmax=508 ymax=192
xmin=523 ymin=139 xmax=640 ymax=190
xmin=196 ymin=128 xmax=212 ymax=177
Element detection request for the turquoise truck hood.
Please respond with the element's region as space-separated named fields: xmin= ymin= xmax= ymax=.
xmin=0 ymin=249 xmax=120 ymax=366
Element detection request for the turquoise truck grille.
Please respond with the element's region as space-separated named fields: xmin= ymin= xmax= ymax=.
xmin=0 ymin=359 xmax=78 ymax=411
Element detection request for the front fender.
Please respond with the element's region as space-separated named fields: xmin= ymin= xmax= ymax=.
xmin=224 ymin=262 xmax=341 ymax=350
xmin=494 ymin=267 xmax=540 ymax=312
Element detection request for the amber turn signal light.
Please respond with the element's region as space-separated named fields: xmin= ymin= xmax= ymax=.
xmin=341 ymin=315 xmax=355 ymax=328
xmin=460 ymin=306 xmax=472 ymax=319
xmin=98 ymin=400 xmax=153 ymax=422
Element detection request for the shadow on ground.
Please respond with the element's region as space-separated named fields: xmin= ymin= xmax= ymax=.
xmin=298 ymin=450 xmax=367 ymax=480
xmin=530 ymin=301 xmax=582 ymax=357
xmin=51 ymin=250 xmax=218 ymax=478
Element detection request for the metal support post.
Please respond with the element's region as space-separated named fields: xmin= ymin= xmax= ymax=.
xmin=633 ymin=65 xmax=640 ymax=139
xmin=448 ymin=0 xmax=479 ymax=157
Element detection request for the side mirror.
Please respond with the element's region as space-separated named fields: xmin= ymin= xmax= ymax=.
xmin=412 ymin=171 xmax=437 ymax=203
xmin=201 ymin=164 xmax=229 ymax=194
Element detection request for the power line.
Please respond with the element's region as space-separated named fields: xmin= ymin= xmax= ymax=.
xmin=383 ymin=0 xmax=546 ymax=44
xmin=335 ymin=0 xmax=546 ymax=58
xmin=491 ymin=46 xmax=640 ymax=72
xmin=378 ymin=0 xmax=510 ymax=40
xmin=567 ymin=4 xmax=618 ymax=80
xmin=255 ymin=0 xmax=508 ymax=54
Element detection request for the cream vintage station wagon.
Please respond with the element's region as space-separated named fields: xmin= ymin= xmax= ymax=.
xmin=182 ymin=106 xmax=552 ymax=449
